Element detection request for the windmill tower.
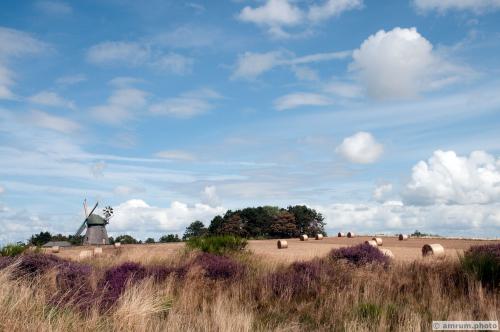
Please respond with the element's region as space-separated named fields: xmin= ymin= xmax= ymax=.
xmin=75 ymin=200 xmax=113 ymax=245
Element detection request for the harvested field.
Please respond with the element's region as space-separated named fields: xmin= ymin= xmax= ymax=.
xmin=47 ymin=236 xmax=500 ymax=263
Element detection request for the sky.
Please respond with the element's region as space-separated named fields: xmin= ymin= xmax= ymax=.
xmin=1 ymin=0 xmax=500 ymax=244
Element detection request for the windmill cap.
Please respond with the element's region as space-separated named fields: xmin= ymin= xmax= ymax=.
xmin=86 ymin=214 xmax=107 ymax=226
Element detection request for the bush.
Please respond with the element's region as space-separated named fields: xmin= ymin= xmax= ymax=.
xmin=329 ymin=243 xmax=390 ymax=267
xmin=13 ymin=254 xmax=66 ymax=277
xmin=0 ymin=244 xmax=26 ymax=257
xmin=186 ymin=235 xmax=247 ymax=255
xmin=194 ymin=253 xmax=246 ymax=280
xmin=461 ymin=243 xmax=500 ymax=289
xmin=51 ymin=261 xmax=94 ymax=312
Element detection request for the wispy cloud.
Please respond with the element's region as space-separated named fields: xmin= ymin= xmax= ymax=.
xmin=149 ymin=88 xmax=222 ymax=118
xmin=28 ymin=91 xmax=76 ymax=110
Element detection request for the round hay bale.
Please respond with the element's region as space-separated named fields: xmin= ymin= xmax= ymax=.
xmin=398 ymin=234 xmax=409 ymax=241
xmin=380 ymin=248 xmax=394 ymax=258
xmin=79 ymin=250 xmax=93 ymax=260
xmin=277 ymin=240 xmax=288 ymax=249
xmin=372 ymin=237 xmax=383 ymax=246
xmin=365 ymin=240 xmax=378 ymax=247
xmin=299 ymin=234 xmax=308 ymax=241
xmin=337 ymin=232 xmax=345 ymax=237
xmin=94 ymin=247 xmax=103 ymax=255
xmin=51 ymin=246 xmax=60 ymax=254
xmin=315 ymin=234 xmax=324 ymax=240
xmin=347 ymin=232 xmax=355 ymax=238
xmin=422 ymin=244 xmax=445 ymax=257
xmin=114 ymin=242 xmax=121 ymax=248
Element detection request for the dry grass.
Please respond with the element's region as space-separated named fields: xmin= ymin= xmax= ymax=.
xmin=1 ymin=240 xmax=499 ymax=331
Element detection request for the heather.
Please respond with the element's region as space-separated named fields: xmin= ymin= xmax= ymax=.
xmin=0 ymin=246 xmax=498 ymax=331
xmin=461 ymin=243 xmax=500 ymax=289
xmin=329 ymin=242 xmax=391 ymax=266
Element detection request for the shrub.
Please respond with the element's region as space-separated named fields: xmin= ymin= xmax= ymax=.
xmin=267 ymin=259 xmax=335 ymax=299
xmin=461 ymin=243 xmax=500 ymax=289
xmin=99 ymin=262 xmax=147 ymax=310
xmin=194 ymin=253 xmax=246 ymax=280
xmin=186 ymin=235 xmax=247 ymax=255
xmin=146 ymin=264 xmax=188 ymax=282
xmin=0 ymin=244 xmax=26 ymax=257
xmin=0 ymin=256 xmax=14 ymax=270
xmin=51 ymin=261 xmax=94 ymax=312
xmin=329 ymin=243 xmax=390 ymax=267
xmin=13 ymin=253 xmax=66 ymax=277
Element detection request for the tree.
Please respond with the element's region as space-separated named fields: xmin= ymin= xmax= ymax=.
xmin=145 ymin=237 xmax=155 ymax=244
xmin=219 ymin=214 xmax=247 ymax=237
xmin=183 ymin=221 xmax=208 ymax=240
xmin=208 ymin=215 xmax=224 ymax=235
xmin=268 ymin=211 xmax=299 ymax=238
xmin=29 ymin=231 xmax=52 ymax=246
xmin=114 ymin=234 xmax=138 ymax=244
xmin=287 ymin=205 xmax=326 ymax=236
xmin=159 ymin=234 xmax=181 ymax=243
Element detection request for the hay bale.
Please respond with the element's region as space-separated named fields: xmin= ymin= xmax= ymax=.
xmin=299 ymin=234 xmax=308 ymax=241
xmin=372 ymin=237 xmax=383 ymax=246
xmin=94 ymin=247 xmax=103 ymax=256
xmin=277 ymin=240 xmax=288 ymax=249
xmin=337 ymin=232 xmax=345 ymax=237
xmin=114 ymin=242 xmax=121 ymax=248
xmin=315 ymin=234 xmax=324 ymax=240
xmin=347 ymin=232 xmax=355 ymax=238
xmin=51 ymin=246 xmax=60 ymax=253
xmin=365 ymin=240 xmax=378 ymax=247
xmin=79 ymin=250 xmax=93 ymax=260
xmin=380 ymin=248 xmax=394 ymax=258
xmin=398 ymin=234 xmax=409 ymax=241
xmin=422 ymin=244 xmax=445 ymax=257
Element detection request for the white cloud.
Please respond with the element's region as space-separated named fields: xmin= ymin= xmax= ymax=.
xmin=308 ymin=0 xmax=362 ymax=22
xmin=35 ymin=1 xmax=72 ymax=16
xmin=0 ymin=27 xmax=48 ymax=99
xmin=89 ymin=88 xmax=148 ymax=124
xmin=323 ymin=81 xmax=363 ymax=99
xmin=274 ymin=92 xmax=332 ymax=110
xmin=373 ymin=183 xmax=393 ymax=203
xmin=404 ymin=150 xmax=500 ymax=205
xmin=114 ymin=185 xmax=144 ymax=196
xmin=201 ymin=185 xmax=221 ymax=207
xmin=291 ymin=66 xmax=319 ymax=81
xmin=336 ymin=131 xmax=383 ymax=163
xmin=86 ymin=41 xmax=193 ymax=74
xmin=237 ymin=0 xmax=362 ymax=38
xmin=28 ymin=91 xmax=76 ymax=109
xmin=55 ymin=74 xmax=86 ymax=86
xmin=0 ymin=186 xmax=4 ymax=194
xmin=149 ymin=88 xmax=221 ymax=118
xmin=154 ymin=150 xmax=196 ymax=161
xmin=28 ymin=110 xmax=80 ymax=133
xmin=350 ymin=27 xmax=468 ymax=99
xmin=413 ymin=0 xmax=500 ymax=13
xmin=108 ymin=199 xmax=225 ymax=237
xmin=232 ymin=50 xmax=349 ymax=80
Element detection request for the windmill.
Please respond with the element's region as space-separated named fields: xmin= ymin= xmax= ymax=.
xmin=75 ymin=199 xmax=113 ymax=245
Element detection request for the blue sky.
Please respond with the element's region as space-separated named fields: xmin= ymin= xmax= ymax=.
xmin=1 ymin=0 xmax=500 ymax=244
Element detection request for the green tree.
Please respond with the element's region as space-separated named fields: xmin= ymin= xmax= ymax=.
xmin=29 ymin=231 xmax=52 ymax=246
xmin=183 ymin=221 xmax=208 ymax=240
xmin=114 ymin=234 xmax=138 ymax=244
xmin=145 ymin=237 xmax=155 ymax=244
xmin=219 ymin=214 xmax=247 ymax=237
xmin=208 ymin=215 xmax=225 ymax=235
xmin=159 ymin=234 xmax=181 ymax=243
xmin=268 ymin=211 xmax=299 ymax=238
xmin=287 ymin=205 xmax=326 ymax=236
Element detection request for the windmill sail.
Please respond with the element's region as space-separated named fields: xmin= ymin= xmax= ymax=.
xmin=75 ymin=201 xmax=99 ymax=237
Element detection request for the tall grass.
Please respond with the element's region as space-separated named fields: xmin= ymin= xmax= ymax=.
xmin=186 ymin=235 xmax=247 ymax=255
xmin=0 ymin=246 xmax=498 ymax=331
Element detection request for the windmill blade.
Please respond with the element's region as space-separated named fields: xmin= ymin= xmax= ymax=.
xmin=75 ymin=220 xmax=87 ymax=237
xmin=87 ymin=202 xmax=99 ymax=216
xmin=83 ymin=199 xmax=89 ymax=218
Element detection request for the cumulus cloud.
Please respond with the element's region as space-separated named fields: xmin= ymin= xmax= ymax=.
xmin=89 ymin=88 xmax=148 ymax=124
xmin=201 ymin=185 xmax=221 ymax=207
xmin=404 ymin=150 xmax=500 ymax=205
xmin=28 ymin=91 xmax=76 ymax=109
xmin=28 ymin=110 xmax=80 ymax=133
xmin=336 ymin=131 xmax=383 ymax=164
xmin=87 ymin=41 xmax=193 ymax=74
xmin=413 ymin=0 xmax=500 ymax=13
xmin=154 ymin=150 xmax=196 ymax=161
xmin=274 ymin=92 xmax=332 ymax=110
xmin=237 ymin=0 xmax=362 ymax=38
xmin=108 ymin=199 xmax=225 ymax=237
xmin=373 ymin=183 xmax=393 ymax=203
xmin=149 ymin=88 xmax=221 ymax=118
xmin=350 ymin=27 xmax=469 ymax=99
xmin=0 ymin=27 xmax=48 ymax=99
